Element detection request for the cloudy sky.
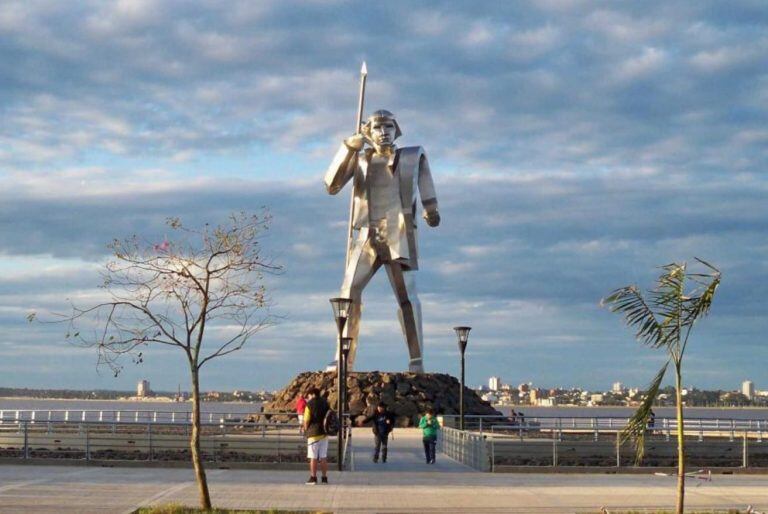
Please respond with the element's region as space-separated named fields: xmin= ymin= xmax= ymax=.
xmin=1 ymin=1 xmax=766 ymax=393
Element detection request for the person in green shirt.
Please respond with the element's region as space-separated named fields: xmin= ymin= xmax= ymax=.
xmin=418 ymin=408 xmax=439 ymax=464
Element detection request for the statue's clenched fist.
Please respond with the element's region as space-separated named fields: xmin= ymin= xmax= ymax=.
xmin=423 ymin=209 xmax=440 ymax=227
xmin=344 ymin=133 xmax=366 ymax=151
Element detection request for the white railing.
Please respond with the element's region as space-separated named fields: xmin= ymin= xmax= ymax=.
xmin=439 ymin=414 xmax=766 ymax=440
xmin=0 ymin=417 xmax=332 ymax=465
xmin=437 ymin=426 xmax=490 ymax=471
xmin=0 ymin=409 xmax=296 ymax=425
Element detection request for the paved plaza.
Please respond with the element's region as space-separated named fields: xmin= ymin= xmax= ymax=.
xmin=0 ymin=429 xmax=766 ymax=513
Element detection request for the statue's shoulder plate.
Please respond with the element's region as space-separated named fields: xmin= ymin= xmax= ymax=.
xmin=397 ymin=146 xmax=425 ymax=163
xmin=397 ymin=146 xmax=424 ymax=212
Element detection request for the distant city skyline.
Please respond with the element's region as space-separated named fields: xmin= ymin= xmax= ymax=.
xmin=1 ymin=2 xmax=767 ymax=392
xmin=477 ymin=376 xmax=761 ymax=395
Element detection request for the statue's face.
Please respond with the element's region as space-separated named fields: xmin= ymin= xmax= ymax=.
xmin=370 ymin=118 xmax=397 ymax=155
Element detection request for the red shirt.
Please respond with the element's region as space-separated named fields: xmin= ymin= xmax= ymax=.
xmin=296 ymin=396 xmax=307 ymax=414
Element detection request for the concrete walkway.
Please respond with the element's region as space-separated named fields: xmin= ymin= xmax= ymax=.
xmin=1 ymin=430 xmax=767 ymax=513
xmin=350 ymin=427 xmax=474 ymax=473
xmin=0 ymin=464 xmax=767 ymax=513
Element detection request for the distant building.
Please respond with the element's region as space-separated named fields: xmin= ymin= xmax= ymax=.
xmin=137 ymin=380 xmax=150 ymax=398
xmin=590 ymin=393 xmax=604 ymax=405
xmin=488 ymin=376 xmax=502 ymax=391
xmin=481 ymin=393 xmax=499 ymax=403
xmin=612 ymin=382 xmax=623 ymax=393
xmin=742 ymin=380 xmax=755 ymax=399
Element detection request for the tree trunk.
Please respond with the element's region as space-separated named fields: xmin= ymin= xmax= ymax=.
xmin=674 ymin=364 xmax=685 ymax=514
xmin=190 ymin=367 xmax=212 ymax=510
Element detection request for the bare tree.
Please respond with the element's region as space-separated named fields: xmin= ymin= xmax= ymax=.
xmin=50 ymin=212 xmax=280 ymax=509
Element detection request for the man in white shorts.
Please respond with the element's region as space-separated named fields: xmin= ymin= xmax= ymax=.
xmin=303 ymin=388 xmax=329 ymax=485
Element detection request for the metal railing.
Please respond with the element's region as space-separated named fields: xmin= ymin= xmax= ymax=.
xmin=434 ymin=415 xmax=768 ymax=471
xmin=437 ymin=426 xmax=490 ymax=471
xmin=487 ymin=423 xmax=767 ymax=471
xmin=0 ymin=417 xmax=340 ymax=465
xmin=342 ymin=422 xmax=353 ymax=471
xmin=439 ymin=414 xmax=767 ymax=439
xmin=0 ymin=409 xmax=265 ymax=425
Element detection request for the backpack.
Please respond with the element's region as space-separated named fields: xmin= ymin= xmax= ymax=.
xmin=323 ymin=409 xmax=340 ymax=436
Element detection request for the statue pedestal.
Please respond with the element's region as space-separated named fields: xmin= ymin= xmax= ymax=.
xmin=264 ymin=371 xmax=503 ymax=427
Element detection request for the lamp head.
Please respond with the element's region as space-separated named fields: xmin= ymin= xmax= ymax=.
xmin=453 ymin=326 xmax=471 ymax=354
xmin=340 ymin=337 xmax=353 ymax=358
xmin=329 ymin=297 xmax=353 ymax=333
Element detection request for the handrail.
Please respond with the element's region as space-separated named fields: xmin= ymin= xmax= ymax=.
xmin=0 ymin=419 xmax=313 ymax=465
xmin=439 ymin=414 xmax=766 ymax=432
xmin=341 ymin=423 xmax=353 ymax=470
xmin=0 ymin=409 xmax=299 ymax=425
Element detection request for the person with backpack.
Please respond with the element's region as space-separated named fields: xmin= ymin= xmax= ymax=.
xmin=360 ymin=403 xmax=395 ymax=463
xmin=418 ymin=408 xmax=440 ymax=464
xmin=303 ymin=387 xmax=331 ymax=485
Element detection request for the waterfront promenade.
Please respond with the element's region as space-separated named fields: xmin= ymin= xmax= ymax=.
xmin=0 ymin=429 xmax=766 ymax=513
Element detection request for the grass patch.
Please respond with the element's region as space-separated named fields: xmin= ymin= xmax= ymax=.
xmin=135 ymin=505 xmax=328 ymax=514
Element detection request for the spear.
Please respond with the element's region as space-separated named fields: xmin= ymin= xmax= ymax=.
xmin=345 ymin=61 xmax=367 ymax=269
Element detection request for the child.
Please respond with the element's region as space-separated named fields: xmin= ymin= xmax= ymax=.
xmin=418 ymin=408 xmax=440 ymax=464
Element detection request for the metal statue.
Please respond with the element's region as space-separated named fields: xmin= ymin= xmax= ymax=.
xmin=324 ymin=64 xmax=440 ymax=373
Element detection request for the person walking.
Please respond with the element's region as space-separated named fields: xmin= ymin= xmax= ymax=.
xmin=295 ymin=394 xmax=307 ymax=434
xmin=303 ymin=388 xmax=329 ymax=485
xmin=361 ymin=403 xmax=395 ymax=463
xmin=418 ymin=408 xmax=439 ymax=464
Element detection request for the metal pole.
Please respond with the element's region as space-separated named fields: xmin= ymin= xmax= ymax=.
xmin=460 ymin=351 xmax=465 ymax=431
xmin=337 ymin=335 xmax=343 ymax=472
xmin=552 ymin=435 xmax=557 ymax=467
xmin=85 ymin=424 xmax=90 ymax=461
xmin=343 ymin=349 xmax=348 ymax=422
xmin=23 ymin=421 xmax=29 ymax=460
xmin=743 ymin=431 xmax=748 ymax=468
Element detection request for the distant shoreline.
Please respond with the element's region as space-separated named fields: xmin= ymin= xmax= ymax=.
xmin=0 ymin=396 xmax=258 ymax=404
xmin=495 ymin=404 xmax=768 ymax=410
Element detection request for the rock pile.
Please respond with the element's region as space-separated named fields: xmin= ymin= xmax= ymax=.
xmin=262 ymin=371 xmax=503 ymax=427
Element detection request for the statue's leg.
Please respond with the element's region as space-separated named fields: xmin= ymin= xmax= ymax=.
xmin=327 ymin=234 xmax=380 ymax=371
xmin=384 ymin=262 xmax=424 ymax=373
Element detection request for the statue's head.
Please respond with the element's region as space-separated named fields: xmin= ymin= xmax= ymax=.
xmin=363 ymin=109 xmax=401 ymax=156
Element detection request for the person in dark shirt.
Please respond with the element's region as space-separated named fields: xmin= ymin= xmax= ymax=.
xmin=360 ymin=403 xmax=395 ymax=463
xmin=303 ymin=388 xmax=330 ymax=485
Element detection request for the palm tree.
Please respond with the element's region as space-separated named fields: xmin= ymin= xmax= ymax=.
xmin=602 ymin=258 xmax=720 ymax=514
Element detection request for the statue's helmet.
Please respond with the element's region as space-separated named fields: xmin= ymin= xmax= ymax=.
xmin=363 ymin=109 xmax=402 ymax=140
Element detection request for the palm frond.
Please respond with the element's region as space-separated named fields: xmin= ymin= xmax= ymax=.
xmin=648 ymin=263 xmax=687 ymax=352
xmin=602 ymin=286 xmax=663 ymax=347
xmin=682 ymin=261 xmax=721 ymax=327
xmin=620 ymin=360 xmax=669 ymax=465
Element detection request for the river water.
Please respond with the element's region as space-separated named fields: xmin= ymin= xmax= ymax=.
xmin=2 ymin=398 xmax=767 ymax=421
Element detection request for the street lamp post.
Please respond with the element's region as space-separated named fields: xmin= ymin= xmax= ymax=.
xmin=453 ymin=326 xmax=471 ymax=431
xmin=330 ymin=297 xmax=353 ymax=472
xmin=340 ymin=336 xmax=352 ymax=441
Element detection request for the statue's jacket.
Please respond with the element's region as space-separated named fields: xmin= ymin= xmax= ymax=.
xmin=324 ymin=144 xmax=438 ymax=270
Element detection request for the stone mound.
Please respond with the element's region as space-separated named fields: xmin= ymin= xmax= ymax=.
xmin=262 ymin=371 xmax=503 ymax=427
